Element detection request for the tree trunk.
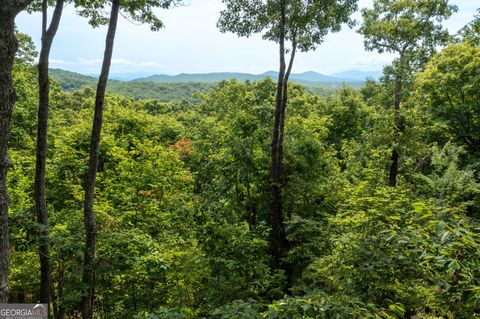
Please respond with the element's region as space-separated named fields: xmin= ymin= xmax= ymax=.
xmin=388 ymin=54 xmax=405 ymax=187
xmin=0 ymin=1 xmax=32 ymax=303
xmin=35 ymin=0 xmax=64 ymax=308
xmin=278 ymin=35 xmax=297 ymax=174
xmin=276 ymin=34 xmax=297 ymax=289
xmin=270 ymin=0 xmax=288 ymax=268
xmin=81 ymin=1 xmax=120 ymax=318
xmin=53 ymin=259 xmax=65 ymax=319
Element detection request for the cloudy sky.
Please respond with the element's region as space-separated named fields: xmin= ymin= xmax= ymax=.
xmin=15 ymin=0 xmax=478 ymax=76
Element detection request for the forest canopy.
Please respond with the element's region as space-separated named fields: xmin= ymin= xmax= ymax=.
xmin=1 ymin=0 xmax=479 ymax=318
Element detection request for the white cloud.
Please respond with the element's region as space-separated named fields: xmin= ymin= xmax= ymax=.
xmin=350 ymin=55 xmax=395 ymax=67
xmin=138 ymin=61 xmax=162 ymax=67
xmin=111 ymin=58 xmax=134 ymax=65
xmin=46 ymin=57 xmax=170 ymax=74
xmin=78 ymin=57 xmax=102 ymax=65
xmin=50 ymin=59 xmax=65 ymax=64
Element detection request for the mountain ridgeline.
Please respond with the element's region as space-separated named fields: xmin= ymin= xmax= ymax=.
xmin=49 ymin=68 xmax=374 ymax=101
xmin=137 ymin=70 xmax=371 ymax=84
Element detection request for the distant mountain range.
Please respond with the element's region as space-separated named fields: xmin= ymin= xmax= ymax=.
xmin=137 ymin=71 xmax=361 ymax=85
xmin=95 ymin=71 xmax=156 ymax=81
xmin=55 ymin=68 xmax=381 ymax=85
xmin=49 ymin=68 xmax=382 ymax=101
xmin=119 ymin=70 xmax=381 ymax=84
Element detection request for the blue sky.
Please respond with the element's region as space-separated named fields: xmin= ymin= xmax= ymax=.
xmin=16 ymin=0 xmax=478 ymax=75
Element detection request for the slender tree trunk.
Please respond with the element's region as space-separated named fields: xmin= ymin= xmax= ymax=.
xmin=35 ymin=0 xmax=64 ymax=308
xmin=0 ymin=1 xmax=32 ymax=302
xmin=389 ymin=55 xmax=405 ymax=187
xmin=54 ymin=259 xmax=65 ymax=319
xmin=270 ymin=0 xmax=288 ymax=268
xmin=278 ymin=36 xmax=297 ymax=171
xmin=276 ymin=35 xmax=297 ymax=289
xmin=245 ymin=172 xmax=256 ymax=230
xmin=81 ymin=1 xmax=120 ymax=318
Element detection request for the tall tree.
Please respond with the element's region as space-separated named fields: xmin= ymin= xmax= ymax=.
xmin=81 ymin=2 xmax=120 ymax=316
xmin=417 ymin=43 xmax=480 ymax=156
xmin=218 ymin=0 xmax=357 ymax=272
xmin=78 ymin=0 xmax=183 ymax=317
xmin=359 ymin=0 xmax=456 ymax=187
xmin=33 ymin=0 xmax=65 ymax=307
xmin=0 ymin=0 xmax=33 ymax=303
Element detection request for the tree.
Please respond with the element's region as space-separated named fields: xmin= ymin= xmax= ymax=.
xmin=217 ymin=0 xmax=357 ymax=273
xmin=417 ymin=43 xmax=480 ymax=157
xmin=33 ymin=0 xmax=65 ymax=307
xmin=81 ymin=2 xmax=120 ymax=317
xmin=78 ymin=0 xmax=183 ymax=317
xmin=359 ymin=0 xmax=456 ymax=187
xmin=0 ymin=0 xmax=33 ymax=303
xmin=459 ymin=9 xmax=480 ymax=45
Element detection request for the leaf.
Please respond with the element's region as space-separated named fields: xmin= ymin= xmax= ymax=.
xmin=441 ymin=230 xmax=451 ymax=243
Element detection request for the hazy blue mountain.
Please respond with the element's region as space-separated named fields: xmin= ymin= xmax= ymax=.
xmin=87 ymin=72 xmax=161 ymax=81
xmin=261 ymin=71 xmax=278 ymax=78
xmin=138 ymin=71 xmax=358 ymax=85
xmin=49 ymin=68 xmax=366 ymax=101
xmin=109 ymin=72 xmax=157 ymax=81
xmin=329 ymin=70 xmax=382 ymax=81
xmin=290 ymin=71 xmax=349 ymax=82
xmin=141 ymin=72 xmax=264 ymax=83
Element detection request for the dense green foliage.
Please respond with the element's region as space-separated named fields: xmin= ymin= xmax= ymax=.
xmin=217 ymin=0 xmax=357 ymax=51
xmin=5 ymin=2 xmax=480 ymax=318
xmin=8 ymin=35 xmax=480 ymax=318
xmin=416 ymin=43 xmax=480 ymax=158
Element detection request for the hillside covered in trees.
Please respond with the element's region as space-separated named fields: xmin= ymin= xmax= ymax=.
xmin=48 ymin=68 xmax=358 ymax=101
xmin=1 ymin=0 xmax=480 ymax=318
xmin=49 ymin=68 xmax=217 ymax=101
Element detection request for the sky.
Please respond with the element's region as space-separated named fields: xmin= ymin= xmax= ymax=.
xmin=15 ymin=0 xmax=479 ymax=76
